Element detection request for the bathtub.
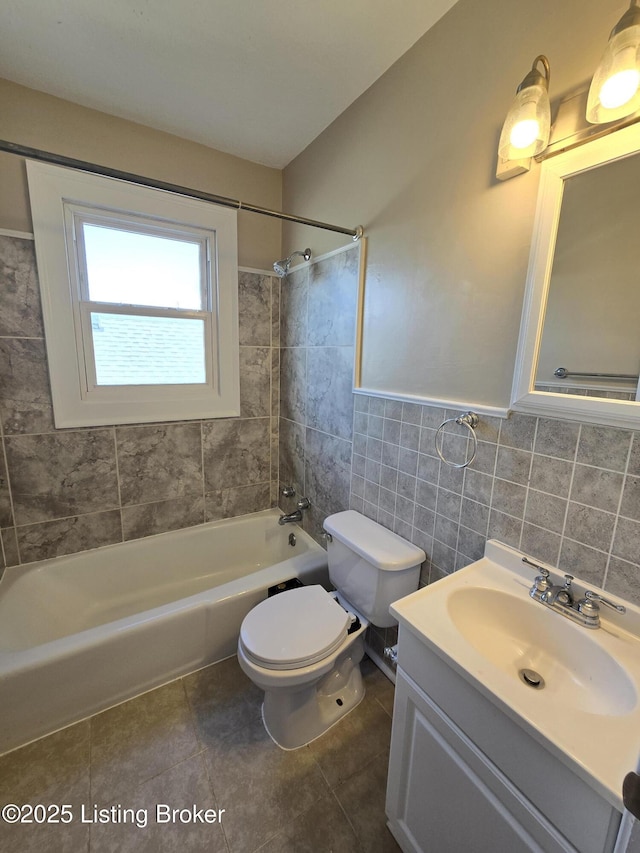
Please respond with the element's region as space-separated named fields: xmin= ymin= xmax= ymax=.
xmin=0 ymin=509 xmax=328 ymax=755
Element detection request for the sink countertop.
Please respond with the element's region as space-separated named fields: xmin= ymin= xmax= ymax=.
xmin=390 ymin=540 xmax=640 ymax=811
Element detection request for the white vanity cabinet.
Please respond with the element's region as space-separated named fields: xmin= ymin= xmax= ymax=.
xmin=386 ymin=625 xmax=622 ymax=853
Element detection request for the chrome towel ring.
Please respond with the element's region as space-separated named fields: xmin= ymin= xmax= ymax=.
xmin=435 ymin=412 xmax=479 ymax=469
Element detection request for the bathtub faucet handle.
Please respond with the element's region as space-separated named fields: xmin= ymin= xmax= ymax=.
xmin=281 ymin=485 xmax=296 ymax=498
xmin=278 ymin=496 xmax=310 ymax=526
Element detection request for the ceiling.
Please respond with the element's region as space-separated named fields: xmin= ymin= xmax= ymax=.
xmin=0 ymin=1 xmax=458 ymax=169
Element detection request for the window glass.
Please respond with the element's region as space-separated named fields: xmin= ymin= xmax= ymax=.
xmin=83 ymin=223 xmax=204 ymax=310
xmin=91 ymin=313 xmax=206 ymax=385
xmin=26 ymin=161 xmax=239 ymax=427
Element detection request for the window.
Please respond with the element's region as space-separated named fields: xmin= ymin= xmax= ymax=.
xmin=26 ymin=162 xmax=239 ymax=427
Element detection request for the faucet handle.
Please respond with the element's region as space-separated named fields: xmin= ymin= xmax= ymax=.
xmin=297 ymin=497 xmax=311 ymax=510
xmin=584 ymin=590 xmax=626 ymax=614
xmin=522 ymin=557 xmax=552 ymax=592
xmin=281 ymin=485 xmax=296 ymax=498
xmin=522 ymin=557 xmax=550 ymax=578
xmin=551 ymin=574 xmax=575 ymax=606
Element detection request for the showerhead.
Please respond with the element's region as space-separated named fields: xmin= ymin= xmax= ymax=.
xmin=273 ymin=248 xmax=312 ymax=277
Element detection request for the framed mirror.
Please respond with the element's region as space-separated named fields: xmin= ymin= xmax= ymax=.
xmin=511 ymin=121 xmax=640 ymax=429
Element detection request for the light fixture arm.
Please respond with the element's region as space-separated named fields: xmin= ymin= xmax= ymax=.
xmin=517 ymin=55 xmax=551 ymax=94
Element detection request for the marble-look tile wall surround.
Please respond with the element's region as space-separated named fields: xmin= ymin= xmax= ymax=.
xmin=351 ymin=395 xmax=640 ymax=659
xmin=0 ymin=235 xmax=281 ymax=569
xmin=278 ymin=245 xmax=360 ymax=540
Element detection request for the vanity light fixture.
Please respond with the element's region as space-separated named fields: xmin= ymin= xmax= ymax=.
xmin=497 ymin=5 xmax=640 ymax=181
xmin=587 ymin=0 xmax=640 ymax=124
xmin=498 ymin=55 xmax=551 ymax=162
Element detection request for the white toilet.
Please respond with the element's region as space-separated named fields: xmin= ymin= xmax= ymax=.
xmin=237 ymin=510 xmax=425 ymax=749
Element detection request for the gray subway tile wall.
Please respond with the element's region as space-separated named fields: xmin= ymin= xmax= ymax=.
xmin=353 ymin=404 xmax=640 ymax=657
xmin=349 ymin=403 xmax=640 ymax=604
xmin=0 ymin=236 xmax=280 ymax=569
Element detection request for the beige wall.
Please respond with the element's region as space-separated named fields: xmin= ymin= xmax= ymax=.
xmin=282 ymin=0 xmax=630 ymax=408
xmin=0 ymin=78 xmax=282 ymax=269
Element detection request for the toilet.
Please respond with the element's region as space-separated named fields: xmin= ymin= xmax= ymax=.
xmin=237 ymin=510 xmax=425 ymax=749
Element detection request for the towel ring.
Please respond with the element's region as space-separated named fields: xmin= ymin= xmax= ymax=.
xmin=435 ymin=412 xmax=479 ymax=469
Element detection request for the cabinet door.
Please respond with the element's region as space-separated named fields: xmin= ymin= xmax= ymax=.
xmin=386 ymin=670 xmax=577 ymax=853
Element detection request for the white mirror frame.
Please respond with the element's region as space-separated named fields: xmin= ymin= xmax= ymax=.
xmin=511 ymin=121 xmax=640 ymax=430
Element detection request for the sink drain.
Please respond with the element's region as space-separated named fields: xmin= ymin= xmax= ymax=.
xmin=519 ymin=668 xmax=545 ymax=689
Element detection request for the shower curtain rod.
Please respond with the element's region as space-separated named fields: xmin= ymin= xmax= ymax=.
xmin=0 ymin=139 xmax=364 ymax=241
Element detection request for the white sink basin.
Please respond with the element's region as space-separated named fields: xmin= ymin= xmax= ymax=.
xmin=390 ymin=540 xmax=640 ymax=809
xmin=447 ymin=586 xmax=637 ymax=717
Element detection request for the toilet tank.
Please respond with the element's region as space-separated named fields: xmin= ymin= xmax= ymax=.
xmin=323 ymin=510 xmax=425 ymax=628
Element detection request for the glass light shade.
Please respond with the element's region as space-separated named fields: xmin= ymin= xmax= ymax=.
xmin=498 ymin=82 xmax=551 ymax=161
xmin=587 ymin=9 xmax=640 ymax=123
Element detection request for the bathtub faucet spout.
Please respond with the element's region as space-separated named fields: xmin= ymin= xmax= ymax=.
xmin=278 ymin=497 xmax=310 ymax=526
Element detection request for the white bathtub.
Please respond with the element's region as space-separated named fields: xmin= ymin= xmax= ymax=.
xmin=0 ymin=509 xmax=328 ymax=754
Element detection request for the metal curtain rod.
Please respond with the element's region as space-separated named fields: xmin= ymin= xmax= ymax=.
xmin=0 ymin=139 xmax=364 ymax=241
xmin=554 ymin=367 xmax=639 ymax=382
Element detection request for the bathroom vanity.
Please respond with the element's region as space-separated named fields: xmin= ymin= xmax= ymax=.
xmin=385 ymin=541 xmax=640 ymax=853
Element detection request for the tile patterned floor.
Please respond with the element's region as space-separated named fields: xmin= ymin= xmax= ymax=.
xmin=0 ymin=656 xmax=400 ymax=853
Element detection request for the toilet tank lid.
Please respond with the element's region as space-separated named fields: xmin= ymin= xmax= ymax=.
xmin=323 ymin=510 xmax=426 ymax=571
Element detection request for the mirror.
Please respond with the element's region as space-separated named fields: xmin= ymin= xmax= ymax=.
xmin=511 ymin=122 xmax=640 ymax=429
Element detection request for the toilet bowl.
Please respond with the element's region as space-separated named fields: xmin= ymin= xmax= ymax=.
xmin=237 ymin=510 xmax=425 ymax=749
xmin=238 ymin=585 xmax=368 ymax=749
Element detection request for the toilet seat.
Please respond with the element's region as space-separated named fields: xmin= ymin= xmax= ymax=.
xmin=240 ymin=585 xmax=349 ymax=671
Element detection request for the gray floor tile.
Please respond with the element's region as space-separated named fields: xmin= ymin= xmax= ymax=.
xmin=335 ymin=752 xmax=401 ymax=853
xmin=361 ymin=656 xmax=395 ymax=717
xmin=183 ymin=656 xmax=263 ymax=746
xmin=90 ymin=680 xmax=201 ymax=803
xmin=255 ymin=792 xmax=360 ymax=853
xmin=0 ymin=657 xmax=396 ymax=853
xmin=90 ymin=753 xmax=228 ymax=853
xmin=308 ymin=693 xmax=392 ymax=788
xmin=0 ymin=722 xmax=91 ymax=853
xmin=202 ymin=717 xmax=330 ymax=852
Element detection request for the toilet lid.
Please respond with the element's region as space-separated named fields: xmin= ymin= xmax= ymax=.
xmin=240 ymin=585 xmax=349 ymax=670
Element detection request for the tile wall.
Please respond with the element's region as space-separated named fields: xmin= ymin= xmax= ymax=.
xmin=0 ymin=235 xmax=280 ymax=569
xmin=350 ymin=397 xmax=640 ymax=657
xmin=278 ymin=245 xmax=360 ymax=538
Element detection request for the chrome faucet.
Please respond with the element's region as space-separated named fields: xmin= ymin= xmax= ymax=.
xmin=278 ymin=497 xmax=310 ymax=526
xmin=522 ymin=557 xmax=626 ymax=629
xmin=541 ymin=572 xmax=574 ymax=607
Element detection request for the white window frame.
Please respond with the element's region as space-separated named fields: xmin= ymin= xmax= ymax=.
xmin=26 ymin=161 xmax=239 ymax=427
xmin=70 ymin=207 xmax=214 ymax=396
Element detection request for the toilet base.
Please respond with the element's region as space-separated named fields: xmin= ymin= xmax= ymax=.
xmin=261 ymin=636 xmax=366 ymax=749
